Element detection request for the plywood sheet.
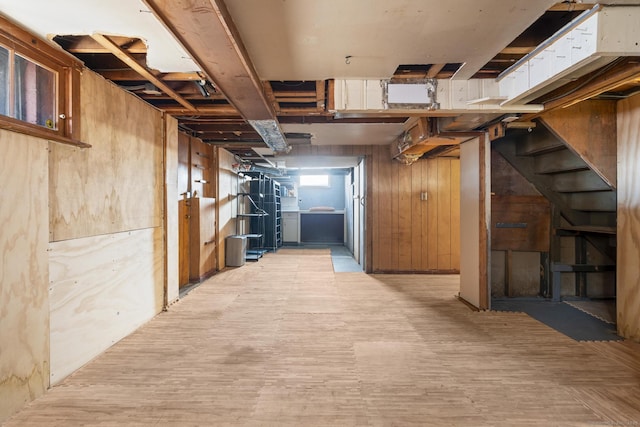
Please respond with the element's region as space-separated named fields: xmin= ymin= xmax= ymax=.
xmin=49 ymin=227 xmax=164 ymax=384
xmin=165 ymin=115 xmax=179 ymax=304
xmin=0 ymin=131 xmax=50 ymax=421
xmin=616 ymin=94 xmax=640 ymax=342
xmin=49 ymin=71 xmax=163 ymax=241
xmin=459 ymin=137 xmax=490 ymax=309
xmin=542 ymin=100 xmax=617 ymax=188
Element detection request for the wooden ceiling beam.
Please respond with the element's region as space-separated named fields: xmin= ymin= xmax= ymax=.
xmin=144 ymin=0 xmax=275 ymax=121
xmin=62 ymin=36 xmax=148 ymax=54
xmin=316 ymin=80 xmax=325 ymax=110
xmin=548 ymin=2 xmax=595 ymax=12
xmin=98 ymin=70 xmax=203 ymax=82
xmin=90 ymin=33 xmax=196 ymax=112
xmin=426 ymin=64 xmax=446 ymax=78
xmin=158 ymin=105 xmax=240 ymax=116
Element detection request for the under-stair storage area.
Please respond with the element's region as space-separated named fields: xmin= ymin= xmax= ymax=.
xmin=490 ymin=104 xmax=617 ymax=303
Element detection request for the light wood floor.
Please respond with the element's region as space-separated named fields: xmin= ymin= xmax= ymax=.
xmin=6 ymin=249 xmax=640 ymax=426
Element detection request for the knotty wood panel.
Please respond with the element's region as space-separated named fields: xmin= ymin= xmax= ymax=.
xmin=450 ymin=159 xmax=461 ymax=271
xmin=49 ymin=228 xmax=164 ymax=384
xmin=217 ymin=147 xmax=237 ymax=268
xmin=284 ymin=145 xmax=460 ymax=273
xmin=49 ymin=71 xmax=163 ymax=241
xmin=542 ymin=100 xmax=617 ymax=188
xmin=189 ymin=197 xmax=217 ymax=281
xmin=0 ymin=131 xmax=49 ymax=422
xmin=178 ymin=199 xmax=190 ymax=287
xmin=491 ymin=195 xmax=550 ymax=252
xmin=165 ymin=115 xmax=179 ymax=305
xmin=178 ymin=132 xmax=190 ymax=197
xmin=617 ymin=94 xmax=640 ymax=342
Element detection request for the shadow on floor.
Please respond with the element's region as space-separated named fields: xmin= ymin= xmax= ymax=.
xmin=492 ymin=298 xmax=620 ymax=342
xmin=281 ymin=243 xmax=362 ymax=272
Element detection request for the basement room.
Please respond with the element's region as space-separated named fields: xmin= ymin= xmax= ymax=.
xmin=1 ymin=0 xmax=640 ymax=425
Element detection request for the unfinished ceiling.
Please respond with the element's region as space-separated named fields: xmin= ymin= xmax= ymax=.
xmin=2 ymin=1 xmax=639 ymax=165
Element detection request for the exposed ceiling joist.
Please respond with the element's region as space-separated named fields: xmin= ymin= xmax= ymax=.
xmin=90 ymin=33 xmax=197 ymax=112
xmin=143 ymin=0 xmax=274 ymax=120
xmin=143 ymin=0 xmax=290 ymax=152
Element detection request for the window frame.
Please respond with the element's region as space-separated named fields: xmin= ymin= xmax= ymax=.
xmin=0 ymin=15 xmax=87 ymax=147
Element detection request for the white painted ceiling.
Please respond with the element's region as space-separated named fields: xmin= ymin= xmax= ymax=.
xmin=224 ymin=0 xmax=558 ymax=80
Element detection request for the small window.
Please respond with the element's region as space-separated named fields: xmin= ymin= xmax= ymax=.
xmin=13 ymin=53 xmax=57 ymax=129
xmin=0 ymin=15 xmax=84 ymax=147
xmin=300 ymin=174 xmax=329 ymax=187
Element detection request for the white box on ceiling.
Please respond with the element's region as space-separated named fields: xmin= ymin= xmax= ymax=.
xmin=499 ymin=5 xmax=640 ymax=105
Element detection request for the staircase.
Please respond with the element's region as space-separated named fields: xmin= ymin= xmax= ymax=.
xmin=493 ymin=122 xmax=616 ymax=301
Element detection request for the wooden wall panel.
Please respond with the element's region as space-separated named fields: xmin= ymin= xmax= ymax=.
xmin=0 ymin=131 xmax=50 ymax=422
xmin=491 ymin=195 xmax=550 ymax=252
xmin=285 ymin=145 xmax=460 ymax=273
xmin=459 ymin=136 xmax=490 ymax=309
xmin=49 ymin=71 xmax=163 ymax=241
xmin=49 ymin=228 xmax=164 ymax=384
xmin=542 ymin=100 xmax=617 ymax=188
xmin=178 ymin=132 xmax=190 ymax=197
xmin=410 ymin=162 xmax=423 ymax=270
xmin=617 ymin=94 xmax=640 ymax=342
xmin=437 ymin=157 xmax=452 ymax=270
xmin=450 ymin=159 xmax=461 ymax=271
xmin=217 ymin=148 xmax=237 ymax=268
xmin=165 ymin=115 xmax=180 ymax=305
xmin=398 ymin=160 xmax=412 ymax=271
xmin=189 ymin=197 xmax=217 ymax=281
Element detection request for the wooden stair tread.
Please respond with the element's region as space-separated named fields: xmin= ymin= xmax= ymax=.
xmin=557 ymin=225 xmax=616 ymax=235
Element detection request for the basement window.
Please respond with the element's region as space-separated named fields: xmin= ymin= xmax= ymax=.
xmin=0 ymin=15 xmax=86 ymax=147
xmin=300 ymin=174 xmax=329 ymax=187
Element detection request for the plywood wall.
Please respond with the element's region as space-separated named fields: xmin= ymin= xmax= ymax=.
xmin=47 ymin=70 xmax=166 ymax=383
xmin=217 ymin=147 xmax=238 ymax=268
xmin=49 ymin=228 xmax=164 ymax=383
xmin=49 ymin=71 xmax=164 ymax=242
xmin=0 ymin=131 xmax=50 ymax=422
xmin=542 ymin=100 xmax=617 ymax=188
xmin=165 ymin=115 xmax=180 ymax=305
xmin=617 ymin=94 xmax=640 ymax=342
xmin=285 ymin=144 xmax=460 ymax=273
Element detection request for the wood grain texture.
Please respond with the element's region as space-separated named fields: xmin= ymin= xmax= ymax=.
xmin=491 ymin=195 xmax=550 ymax=252
xmin=164 ymin=115 xmax=179 ymax=305
xmin=217 ymin=147 xmax=237 ymax=268
xmin=542 ymin=100 xmax=617 ymax=188
xmin=617 ymin=94 xmax=640 ymax=342
xmin=459 ymin=137 xmax=491 ymax=309
xmin=188 ymin=197 xmax=217 ymax=281
xmin=0 ymin=131 xmax=50 ymax=422
xmin=285 ymin=145 xmax=460 ymax=273
xmin=6 ymin=250 xmax=640 ymax=426
xmin=178 ymin=199 xmax=190 ymax=287
xmin=49 ymin=71 xmax=163 ymax=241
xmin=48 ymin=227 xmax=164 ymax=384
